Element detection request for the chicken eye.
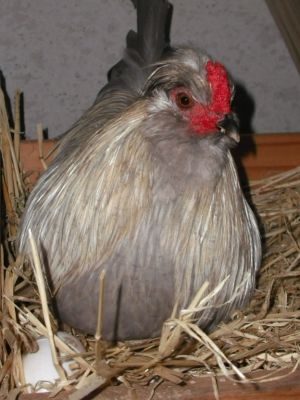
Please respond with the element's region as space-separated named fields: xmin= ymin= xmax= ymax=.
xmin=176 ymin=92 xmax=193 ymax=108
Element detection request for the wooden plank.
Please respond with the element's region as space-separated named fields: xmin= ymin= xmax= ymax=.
xmin=18 ymin=369 xmax=300 ymax=399
xmin=237 ymin=133 xmax=300 ymax=168
xmin=232 ymin=133 xmax=300 ymax=181
xmin=19 ymin=139 xmax=56 ymax=181
xmin=19 ymin=133 xmax=300 ymax=182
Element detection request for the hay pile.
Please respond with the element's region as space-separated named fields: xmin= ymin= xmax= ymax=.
xmin=1 ymin=87 xmax=300 ymax=398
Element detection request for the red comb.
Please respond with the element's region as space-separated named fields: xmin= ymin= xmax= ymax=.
xmin=189 ymin=60 xmax=231 ymax=133
xmin=205 ymin=60 xmax=231 ymax=116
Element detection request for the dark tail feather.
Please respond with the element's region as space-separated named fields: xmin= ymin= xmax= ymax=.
xmin=127 ymin=0 xmax=171 ymax=64
xmin=105 ymin=0 xmax=172 ymax=93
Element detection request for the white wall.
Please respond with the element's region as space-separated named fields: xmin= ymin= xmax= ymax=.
xmin=1 ymin=0 xmax=300 ymax=138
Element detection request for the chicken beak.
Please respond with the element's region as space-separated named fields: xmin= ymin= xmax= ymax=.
xmin=217 ymin=113 xmax=240 ymax=143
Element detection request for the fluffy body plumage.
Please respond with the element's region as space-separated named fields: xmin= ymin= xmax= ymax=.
xmin=18 ymin=4 xmax=261 ymax=340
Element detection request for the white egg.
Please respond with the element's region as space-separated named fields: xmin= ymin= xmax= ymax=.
xmin=22 ymin=331 xmax=85 ymax=392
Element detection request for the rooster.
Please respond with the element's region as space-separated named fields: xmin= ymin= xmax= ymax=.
xmin=18 ymin=0 xmax=261 ymax=340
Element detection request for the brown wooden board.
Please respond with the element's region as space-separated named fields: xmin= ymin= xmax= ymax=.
xmin=232 ymin=132 xmax=300 ymax=181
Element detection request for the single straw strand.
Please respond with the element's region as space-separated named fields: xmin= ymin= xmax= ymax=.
xmin=28 ymin=229 xmax=67 ymax=382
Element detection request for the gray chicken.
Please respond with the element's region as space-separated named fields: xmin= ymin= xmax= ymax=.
xmin=18 ymin=0 xmax=261 ymax=341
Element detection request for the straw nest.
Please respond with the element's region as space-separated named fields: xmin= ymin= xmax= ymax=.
xmin=1 ymin=87 xmax=300 ymax=398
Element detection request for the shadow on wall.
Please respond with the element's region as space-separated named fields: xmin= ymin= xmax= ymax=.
xmin=232 ymin=82 xmax=256 ymax=135
xmin=0 ymin=70 xmax=14 ymax=129
xmin=0 ymin=70 xmax=26 ymax=138
xmin=231 ymin=82 xmax=257 ymax=186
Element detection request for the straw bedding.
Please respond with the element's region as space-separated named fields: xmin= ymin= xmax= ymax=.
xmin=1 ymin=88 xmax=300 ymax=397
